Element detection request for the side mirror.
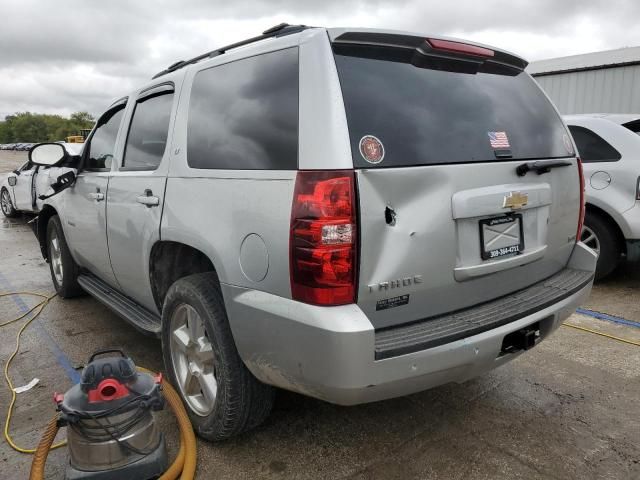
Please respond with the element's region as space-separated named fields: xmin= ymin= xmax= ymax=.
xmin=29 ymin=143 xmax=67 ymax=167
xmin=8 ymin=176 xmax=17 ymax=186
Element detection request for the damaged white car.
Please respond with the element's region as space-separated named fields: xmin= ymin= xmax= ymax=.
xmin=1 ymin=143 xmax=83 ymax=217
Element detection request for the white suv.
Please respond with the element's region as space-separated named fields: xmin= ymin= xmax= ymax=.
xmin=564 ymin=114 xmax=640 ymax=279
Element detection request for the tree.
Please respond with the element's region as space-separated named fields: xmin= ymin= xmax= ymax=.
xmin=69 ymin=111 xmax=95 ymax=126
xmin=0 ymin=111 xmax=96 ymax=143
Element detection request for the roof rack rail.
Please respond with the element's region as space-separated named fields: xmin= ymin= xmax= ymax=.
xmin=152 ymin=23 xmax=310 ymax=79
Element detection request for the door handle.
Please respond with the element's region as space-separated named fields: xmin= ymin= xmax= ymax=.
xmin=88 ymin=192 xmax=104 ymax=201
xmin=136 ymin=189 xmax=160 ymax=207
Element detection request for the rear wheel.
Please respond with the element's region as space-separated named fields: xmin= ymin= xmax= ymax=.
xmin=161 ymin=272 xmax=274 ymax=441
xmin=581 ymin=212 xmax=620 ymax=281
xmin=1 ymin=188 xmax=18 ymax=218
xmin=47 ymin=215 xmax=84 ymax=297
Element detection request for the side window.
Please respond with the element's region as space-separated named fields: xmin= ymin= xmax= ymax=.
xmin=85 ymin=106 xmax=126 ymax=170
xmin=568 ymin=125 xmax=621 ymax=163
xmin=187 ymin=47 xmax=298 ymax=170
xmin=122 ymin=89 xmax=174 ymax=170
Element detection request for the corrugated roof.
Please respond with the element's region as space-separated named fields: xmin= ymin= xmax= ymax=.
xmin=527 ymin=46 xmax=640 ymax=75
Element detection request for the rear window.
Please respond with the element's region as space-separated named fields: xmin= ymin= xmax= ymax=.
xmin=333 ymin=46 xmax=572 ymax=168
xmin=187 ymin=47 xmax=298 ymax=170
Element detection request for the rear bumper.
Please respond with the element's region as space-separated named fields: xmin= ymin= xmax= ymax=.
xmin=223 ymin=243 xmax=596 ymax=406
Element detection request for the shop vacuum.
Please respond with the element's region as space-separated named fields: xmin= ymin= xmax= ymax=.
xmin=55 ymin=349 xmax=168 ymax=479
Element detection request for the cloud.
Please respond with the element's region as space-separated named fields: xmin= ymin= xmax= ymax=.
xmin=2 ymin=0 xmax=640 ymax=118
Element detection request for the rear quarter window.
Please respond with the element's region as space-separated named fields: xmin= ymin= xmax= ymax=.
xmin=333 ymin=46 xmax=572 ymax=168
xmin=187 ymin=47 xmax=299 ymax=170
xmin=568 ymin=125 xmax=621 ymax=163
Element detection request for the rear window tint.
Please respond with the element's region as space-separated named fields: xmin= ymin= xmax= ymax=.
xmin=333 ymin=46 xmax=572 ymax=168
xmin=187 ymin=47 xmax=298 ymax=170
xmin=568 ymin=125 xmax=621 ymax=163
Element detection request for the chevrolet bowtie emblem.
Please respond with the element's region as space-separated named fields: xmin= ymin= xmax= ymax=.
xmin=503 ymin=191 xmax=528 ymax=210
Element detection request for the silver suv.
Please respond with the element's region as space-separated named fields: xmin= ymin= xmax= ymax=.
xmin=29 ymin=25 xmax=596 ymax=440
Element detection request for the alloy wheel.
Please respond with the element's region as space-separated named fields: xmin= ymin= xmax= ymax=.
xmin=1 ymin=190 xmax=11 ymax=215
xmin=581 ymin=225 xmax=600 ymax=257
xmin=49 ymin=229 xmax=64 ymax=284
xmin=169 ymin=303 xmax=217 ymax=416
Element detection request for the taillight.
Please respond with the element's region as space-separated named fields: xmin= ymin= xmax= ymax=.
xmin=576 ymin=157 xmax=586 ymax=242
xmin=636 ymin=176 xmax=640 ymax=200
xmin=426 ymin=38 xmax=494 ymax=58
xmin=290 ymin=170 xmax=357 ymax=306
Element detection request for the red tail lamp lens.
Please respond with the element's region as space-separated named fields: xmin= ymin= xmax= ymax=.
xmin=290 ymin=171 xmax=357 ymax=306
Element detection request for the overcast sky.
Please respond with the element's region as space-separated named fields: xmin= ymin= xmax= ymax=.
xmin=2 ymin=0 xmax=639 ymax=119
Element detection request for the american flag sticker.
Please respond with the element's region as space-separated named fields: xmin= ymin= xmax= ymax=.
xmin=488 ymin=131 xmax=510 ymax=149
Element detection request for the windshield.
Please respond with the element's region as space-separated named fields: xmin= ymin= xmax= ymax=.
xmin=333 ymin=46 xmax=572 ymax=168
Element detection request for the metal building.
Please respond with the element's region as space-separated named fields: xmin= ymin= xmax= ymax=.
xmin=527 ymin=46 xmax=640 ymax=114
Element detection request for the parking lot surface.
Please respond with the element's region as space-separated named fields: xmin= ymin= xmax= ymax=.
xmin=1 ymin=151 xmax=639 ymax=479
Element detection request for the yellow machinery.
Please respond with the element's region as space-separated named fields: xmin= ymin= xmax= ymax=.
xmin=65 ymin=129 xmax=92 ymax=144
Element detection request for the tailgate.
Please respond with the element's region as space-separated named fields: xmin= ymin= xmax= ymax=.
xmin=331 ymin=32 xmax=579 ymax=329
xmin=356 ymin=161 xmax=580 ymax=329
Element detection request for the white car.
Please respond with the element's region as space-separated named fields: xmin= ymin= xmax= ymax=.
xmin=564 ymin=114 xmax=640 ymax=279
xmin=1 ymin=143 xmax=83 ymax=217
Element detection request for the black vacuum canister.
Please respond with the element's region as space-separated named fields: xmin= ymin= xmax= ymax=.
xmin=56 ymin=349 xmax=168 ymax=480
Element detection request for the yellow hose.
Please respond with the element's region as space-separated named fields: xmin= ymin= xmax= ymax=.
xmin=2 ymin=293 xmax=65 ymax=453
xmin=28 ymin=416 xmax=59 ymax=480
xmin=161 ymin=430 xmax=186 ymax=480
xmin=1 ymin=292 xmax=197 ymax=479
xmin=158 ymin=379 xmax=197 ymax=480
xmin=562 ymin=322 xmax=640 ymax=347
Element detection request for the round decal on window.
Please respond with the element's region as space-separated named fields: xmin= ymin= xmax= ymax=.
xmin=563 ymin=133 xmax=574 ymax=155
xmin=359 ymin=135 xmax=385 ymax=164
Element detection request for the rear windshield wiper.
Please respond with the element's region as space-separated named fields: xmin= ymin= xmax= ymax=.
xmin=516 ymin=159 xmax=573 ymax=177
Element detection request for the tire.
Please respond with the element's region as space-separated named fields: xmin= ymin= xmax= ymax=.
xmin=46 ymin=215 xmax=84 ymax=297
xmin=1 ymin=187 xmax=18 ymax=218
xmin=161 ymin=272 xmax=274 ymax=441
xmin=581 ymin=212 xmax=620 ymax=281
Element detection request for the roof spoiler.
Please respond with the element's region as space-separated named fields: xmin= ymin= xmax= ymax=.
xmin=332 ymin=32 xmax=528 ymax=71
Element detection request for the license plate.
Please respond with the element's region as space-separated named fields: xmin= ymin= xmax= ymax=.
xmin=479 ymin=214 xmax=524 ymax=260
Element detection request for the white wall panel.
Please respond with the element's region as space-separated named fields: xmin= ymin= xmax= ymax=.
xmin=534 ymin=64 xmax=640 ymax=114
